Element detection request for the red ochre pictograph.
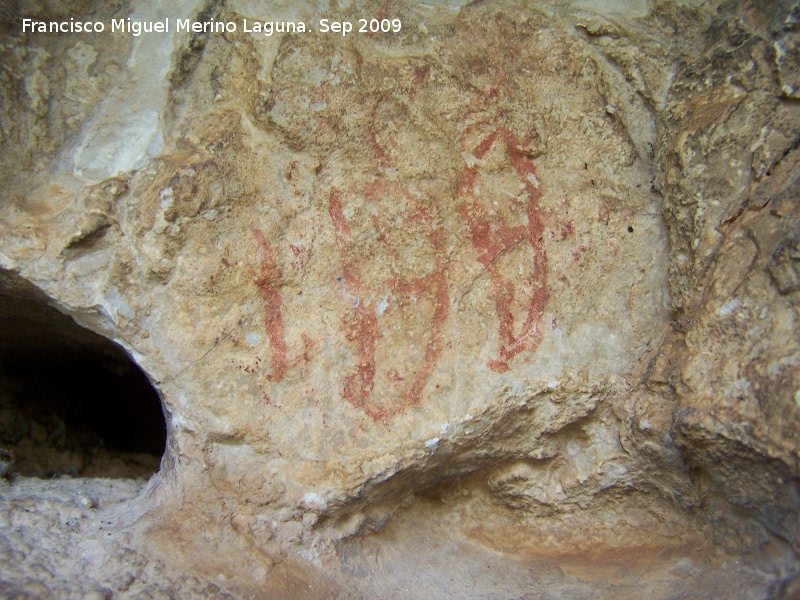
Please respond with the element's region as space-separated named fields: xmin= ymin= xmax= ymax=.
xmin=457 ymin=127 xmax=549 ymax=373
xmin=250 ymin=110 xmax=547 ymax=417
xmin=328 ymin=181 xmax=450 ymax=422
xmin=252 ymin=227 xmax=289 ymax=383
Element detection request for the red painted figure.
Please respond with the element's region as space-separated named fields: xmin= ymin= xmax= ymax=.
xmin=457 ymin=127 xmax=548 ymax=372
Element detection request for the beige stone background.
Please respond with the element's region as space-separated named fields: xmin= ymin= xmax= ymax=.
xmin=0 ymin=0 xmax=799 ymax=597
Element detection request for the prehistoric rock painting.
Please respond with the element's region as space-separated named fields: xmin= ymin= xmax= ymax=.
xmin=252 ymin=227 xmax=289 ymax=383
xmin=457 ymin=127 xmax=548 ymax=372
xmin=328 ymin=181 xmax=450 ymax=421
xmin=250 ymin=123 xmax=547 ymax=418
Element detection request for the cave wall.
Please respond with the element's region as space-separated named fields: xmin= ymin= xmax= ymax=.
xmin=0 ymin=0 xmax=799 ymax=597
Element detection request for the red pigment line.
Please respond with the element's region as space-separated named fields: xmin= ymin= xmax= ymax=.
xmin=413 ymin=64 xmax=429 ymax=87
xmin=508 ymin=134 xmax=548 ymax=353
xmin=367 ymin=0 xmax=392 ymax=38
xmin=329 ymin=183 xmax=451 ymax=421
xmin=376 ymin=0 xmax=391 ymax=21
xmin=252 ymin=228 xmax=289 ymax=382
xmin=401 ymin=268 xmax=449 ymax=408
xmin=370 ymin=130 xmax=387 ymax=162
xmin=328 ymin=189 xmax=351 ymax=250
xmin=328 ymin=190 xmax=382 ymax=417
xmin=341 ymin=305 xmax=380 ymax=416
xmin=388 ymin=214 xmax=450 ymax=411
xmin=362 ymin=180 xmax=450 ymax=413
xmin=458 ymin=127 xmax=549 ymax=372
xmin=409 ymin=64 xmax=430 ymax=99
xmin=368 ymin=95 xmax=392 ymax=164
xmin=472 ymin=129 xmax=500 ymax=161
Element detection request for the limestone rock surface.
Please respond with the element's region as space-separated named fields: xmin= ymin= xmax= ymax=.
xmin=0 ymin=0 xmax=799 ymax=597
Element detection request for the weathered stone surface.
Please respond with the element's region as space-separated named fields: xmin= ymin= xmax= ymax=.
xmin=654 ymin=0 xmax=800 ymax=559
xmin=0 ymin=0 xmax=798 ymax=597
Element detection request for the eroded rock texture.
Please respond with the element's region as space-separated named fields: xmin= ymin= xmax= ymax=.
xmin=0 ymin=0 xmax=799 ymax=597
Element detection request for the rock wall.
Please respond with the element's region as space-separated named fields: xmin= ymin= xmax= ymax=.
xmin=0 ymin=0 xmax=799 ymax=597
